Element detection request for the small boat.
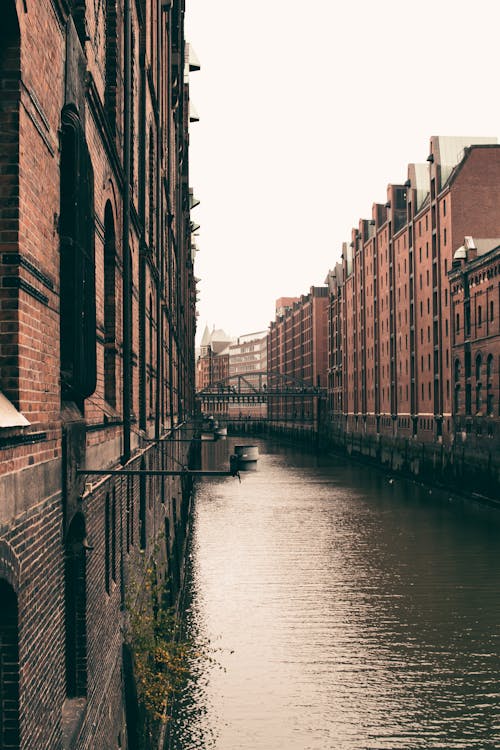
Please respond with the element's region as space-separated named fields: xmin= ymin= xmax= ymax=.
xmin=200 ymin=432 xmax=215 ymax=441
xmin=214 ymin=426 xmax=227 ymax=438
xmin=234 ymin=445 xmax=259 ymax=464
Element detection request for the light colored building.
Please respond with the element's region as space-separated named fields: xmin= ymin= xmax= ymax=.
xmin=228 ymin=331 xmax=268 ymax=418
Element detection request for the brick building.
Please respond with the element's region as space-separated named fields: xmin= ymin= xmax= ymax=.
xmin=195 ymin=325 xmax=232 ymax=390
xmin=327 ymin=136 xmax=500 ymax=444
xmin=450 ymin=237 xmax=500 ymax=442
xmin=0 ymin=1 xmax=197 ymax=748
xmin=268 ymin=287 xmax=328 ymax=424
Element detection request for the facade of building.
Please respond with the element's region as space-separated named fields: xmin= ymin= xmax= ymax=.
xmin=0 ymin=2 xmax=197 ymax=748
xmin=327 ymin=137 xmax=500 ymax=444
xmin=195 ymin=325 xmax=232 ymax=390
xmin=228 ymin=331 xmax=268 ymax=418
xmin=268 ymin=287 xmax=328 ymax=424
xmin=450 ymin=237 xmax=500 ymax=443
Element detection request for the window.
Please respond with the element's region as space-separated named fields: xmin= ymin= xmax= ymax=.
xmin=111 ymin=489 xmax=117 ymax=583
xmin=0 ymin=578 xmax=20 ymax=749
xmin=0 ymin=3 xmax=20 ymax=401
xmin=475 ymin=354 xmax=482 ymax=382
xmin=487 ymin=354 xmax=494 ymax=380
xmin=65 ymin=513 xmax=87 ymax=698
xmin=105 ymin=494 xmax=111 ymax=594
xmin=104 ymin=202 xmax=116 ymax=406
xmin=105 ymin=0 xmax=118 ymax=134
xmin=476 ymin=384 xmax=482 ymax=413
xmin=149 ymin=294 xmax=154 ymax=412
xmin=490 ymin=300 xmax=494 ymax=322
xmin=139 ymin=457 xmax=147 ymax=550
xmin=478 ymin=305 xmax=483 ymax=327
xmin=465 ymin=383 xmax=472 ymax=415
xmin=59 ymin=107 xmax=97 ymax=407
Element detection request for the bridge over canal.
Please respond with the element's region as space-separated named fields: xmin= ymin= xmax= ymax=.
xmin=196 ymin=371 xmax=327 ymax=425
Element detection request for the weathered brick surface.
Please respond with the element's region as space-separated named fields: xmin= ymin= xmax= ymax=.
xmin=0 ymin=0 xmax=196 ymax=748
xmin=327 ymin=138 xmax=500 ymax=450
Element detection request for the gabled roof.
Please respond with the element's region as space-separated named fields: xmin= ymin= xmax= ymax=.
xmin=200 ymin=324 xmax=211 ymax=347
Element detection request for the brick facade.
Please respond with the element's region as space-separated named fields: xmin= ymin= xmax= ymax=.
xmin=0 ymin=1 xmax=197 ymax=748
xmin=450 ymin=238 xmax=500 ymax=443
xmin=268 ymin=287 xmax=328 ymax=424
xmin=327 ymin=137 xmax=500 ymax=446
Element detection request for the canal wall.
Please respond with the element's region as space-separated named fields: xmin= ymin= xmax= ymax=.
xmin=322 ymin=426 xmax=500 ymax=504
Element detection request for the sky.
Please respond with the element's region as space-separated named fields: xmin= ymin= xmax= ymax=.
xmin=185 ymin=0 xmax=500 ymax=345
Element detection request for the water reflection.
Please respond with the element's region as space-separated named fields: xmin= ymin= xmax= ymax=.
xmin=169 ymin=438 xmax=500 ymax=749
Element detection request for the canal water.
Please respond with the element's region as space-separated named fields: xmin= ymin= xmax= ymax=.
xmin=168 ymin=437 xmax=500 ymax=750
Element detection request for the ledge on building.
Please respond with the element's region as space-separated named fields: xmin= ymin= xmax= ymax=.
xmin=61 ymin=698 xmax=86 ymax=750
xmin=0 ymin=392 xmax=30 ymax=429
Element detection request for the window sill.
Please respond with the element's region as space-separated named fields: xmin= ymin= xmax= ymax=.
xmin=61 ymin=697 xmax=86 ymax=750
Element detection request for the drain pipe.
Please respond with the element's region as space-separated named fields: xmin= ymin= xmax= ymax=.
xmin=122 ymin=0 xmax=132 ymax=462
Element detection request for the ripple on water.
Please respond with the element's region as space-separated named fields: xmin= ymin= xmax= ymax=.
xmin=168 ymin=439 xmax=500 ymax=750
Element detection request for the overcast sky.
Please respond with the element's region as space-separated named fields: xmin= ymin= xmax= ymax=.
xmin=185 ymin=0 xmax=500 ymax=344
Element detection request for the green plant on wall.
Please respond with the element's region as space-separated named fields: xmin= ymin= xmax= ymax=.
xmin=126 ymin=565 xmax=191 ymax=728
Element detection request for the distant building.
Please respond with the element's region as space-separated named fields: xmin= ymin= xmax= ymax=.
xmin=268 ymin=287 xmax=329 ymax=425
xmin=196 ymin=326 xmax=233 ymax=418
xmin=275 ymin=297 xmax=299 ymax=317
xmin=229 ymin=331 xmax=268 ymax=377
xmin=228 ymin=331 xmax=268 ymax=418
xmin=325 ymin=264 xmax=344 ymax=418
xmin=449 ymin=237 xmax=500 ymax=443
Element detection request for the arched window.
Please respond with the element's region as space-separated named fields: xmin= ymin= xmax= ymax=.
xmin=104 ymin=202 xmax=116 ymax=407
xmin=59 ymin=107 xmax=96 ymax=407
xmin=0 ymin=3 xmax=20 ymax=400
xmin=0 ymin=579 xmax=20 ymax=749
xmin=139 ymin=458 xmax=146 ymax=550
xmin=65 ymin=513 xmax=87 ymax=698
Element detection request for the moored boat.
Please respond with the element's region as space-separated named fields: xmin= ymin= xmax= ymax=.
xmin=234 ymin=445 xmax=259 ymax=464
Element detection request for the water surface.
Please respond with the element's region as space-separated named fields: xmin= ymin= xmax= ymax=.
xmin=169 ymin=438 xmax=500 ymax=750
